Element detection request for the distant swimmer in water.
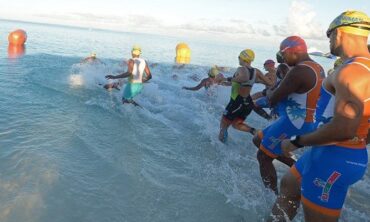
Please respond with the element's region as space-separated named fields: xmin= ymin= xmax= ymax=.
xmin=173 ymin=63 xmax=186 ymax=69
xmin=105 ymin=45 xmax=152 ymax=106
xmin=251 ymin=59 xmax=277 ymax=100
xmin=182 ymin=66 xmax=224 ymax=91
xmin=218 ymin=49 xmax=273 ymax=143
xmin=81 ymin=52 xmax=104 ymax=65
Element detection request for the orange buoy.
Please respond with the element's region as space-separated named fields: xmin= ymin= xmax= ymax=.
xmin=8 ymin=29 xmax=27 ymax=46
xmin=175 ymin=43 xmax=191 ymax=64
xmin=8 ymin=44 xmax=25 ymax=59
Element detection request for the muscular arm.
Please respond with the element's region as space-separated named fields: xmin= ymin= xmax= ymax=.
xmin=298 ymin=66 xmax=364 ymax=146
xmin=183 ymin=79 xmax=206 ymax=91
xmin=268 ymin=65 xmax=313 ymax=106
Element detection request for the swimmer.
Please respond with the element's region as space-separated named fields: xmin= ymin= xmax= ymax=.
xmin=254 ymin=63 xmax=291 ymax=118
xmin=105 ymin=45 xmax=152 ymax=106
xmin=81 ymin=52 xmax=104 ymax=65
xmin=218 ymin=49 xmax=273 ymax=142
xmin=252 ymin=36 xmax=325 ymax=194
xmin=251 ymin=59 xmax=277 ymax=100
xmin=182 ymin=66 xmax=223 ymax=91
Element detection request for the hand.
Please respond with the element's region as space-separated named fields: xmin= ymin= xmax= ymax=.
xmin=182 ymin=86 xmax=188 ymax=90
xmin=105 ymin=75 xmax=115 ymax=79
xmin=281 ymin=139 xmax=298 ymax=157
xmin=215 ymin=73 xmax=225 ymax=84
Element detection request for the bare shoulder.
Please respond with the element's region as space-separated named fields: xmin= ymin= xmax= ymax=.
xmin=235 ymin=66 xmax=247 ymax=76
xmin=290 ymin=64 xmax=313 ymax=75
xmin=335 ymin=63 xmax=370 ymax=100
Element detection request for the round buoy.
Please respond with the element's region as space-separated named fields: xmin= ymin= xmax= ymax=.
xmin=8 ymin=44 xmax=25 ymax=59
xmin=175 ymin=43 xmax=191 ymax=64
xmin=8 ymin=29 xmax=27 ymax=45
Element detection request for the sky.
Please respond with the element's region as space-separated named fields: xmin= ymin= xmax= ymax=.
xmin=0 ymin=0 xmax=369 ymax=51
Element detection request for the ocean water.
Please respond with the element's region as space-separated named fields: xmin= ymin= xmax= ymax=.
xmin=0 ymin=20 xmax=369 ymax=222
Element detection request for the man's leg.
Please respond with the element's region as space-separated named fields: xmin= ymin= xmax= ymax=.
xmin=219 ymin=117 xmax=232 ymax=142
xmin=276 ymin=156 xmax=296 ymax=167
xmin=254 ymin=132 xmax=295 ymax=167
xmin=268 ymin=170 xmax=301 ymax=221
xmin=231 ymin=120 xmax=256 ymax=135
xmin=257 ymin=149 xmax=278 ymax=194
xmin=302 ymin=205 xmax=339 ymax=222
xmin=122 ymin=98 xmax=141 ymax=107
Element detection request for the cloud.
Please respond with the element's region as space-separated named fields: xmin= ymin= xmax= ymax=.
xmin=29 ymin=12 xmax=273 ymax=41
xmin=274 ymin=0 xmax=325 ymax=40
xmin=177 ymin=18 xmax=256 ymax=35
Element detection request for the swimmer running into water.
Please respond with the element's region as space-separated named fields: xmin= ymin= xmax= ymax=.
xmin=81 ymin=52 xmax=104 ymax=65
xmin=105 ymin=45 xmax=152 ymax=106
xmin=218 ymin=49 xmax=273 ymax=143
xmin=251 ymin=59 xmax=277 ymax=100
xmin=182 ymin=66 xmax=224 ymax=91
xmin=253 ymin=36 xmax=325 ymax=194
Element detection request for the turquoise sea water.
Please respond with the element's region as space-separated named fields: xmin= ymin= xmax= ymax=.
xmin=0 ymin=20 xmax=369 ymax=222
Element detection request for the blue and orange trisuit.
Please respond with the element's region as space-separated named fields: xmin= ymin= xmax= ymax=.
xmin=258 ymin=60 xmax=324 ymax=158
xmin=292 ymin=57 xmax=370 ymax=217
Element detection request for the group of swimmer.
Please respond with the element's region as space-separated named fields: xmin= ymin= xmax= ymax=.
xmin=185 ymin=10 xmax=370 ymax=222
xmin=82 ymin=46 xmax=152 ymax=106
xmin=235 ymin=11 xmax=368 ymax=222
xmin=82 ymin=10 xmax=369 ymax=222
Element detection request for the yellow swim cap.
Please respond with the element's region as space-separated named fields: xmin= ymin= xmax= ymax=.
xmin=327 ymin=11 xmax=370 ymax=37
xmin=208 ymin=66 xmax=219 ymax=78
xmin=131 ymin=45 xmax=141 ymax=56
xmin=239 ymin=49 xmax=255 ymax=63
xmin=90 ymin=52 xmax=97 ymax=58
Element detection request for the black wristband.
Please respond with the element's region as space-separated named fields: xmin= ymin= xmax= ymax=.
xmin=290 ymin=136 xmax=304 ymax=148
xmin=226 ymin=77 xmax=232 ymax=82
